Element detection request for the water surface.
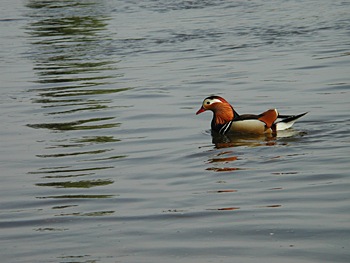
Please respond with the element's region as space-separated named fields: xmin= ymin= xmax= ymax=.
xmin=1 ymin=0 xmax=349 ymax=262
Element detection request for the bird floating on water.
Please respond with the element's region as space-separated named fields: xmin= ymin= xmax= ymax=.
xmin=196 ymin=96 xmax=307 ymax=135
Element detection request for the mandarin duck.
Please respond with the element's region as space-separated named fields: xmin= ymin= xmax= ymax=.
xmin=196 ymin=96 xmax=307 ymax=135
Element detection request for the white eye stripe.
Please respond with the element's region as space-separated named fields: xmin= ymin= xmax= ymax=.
xmin=205 ymin=98 xmax=222 ymax=105
xmin=210 ymin=99 xmax=222 ymax=104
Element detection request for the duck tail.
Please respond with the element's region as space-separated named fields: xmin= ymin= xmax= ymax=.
xmin=276 ymin=112 xmax=308 ymax=131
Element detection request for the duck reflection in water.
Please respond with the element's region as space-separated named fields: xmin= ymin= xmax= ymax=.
xmin=210 ymin=130 xmax=278 ymax=149
xmin=206 ymin=128 xmax=304 ymax=173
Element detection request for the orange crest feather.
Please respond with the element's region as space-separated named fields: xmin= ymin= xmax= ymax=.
xmin=258 ymin=109 xmax=278 ymax=128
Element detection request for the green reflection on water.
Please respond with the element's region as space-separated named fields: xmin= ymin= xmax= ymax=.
xmin=46 ymin=104 xmax=108 ymax=115
xmin=27 ymin=117 xmax=119 ymax=131
xmin=74 ymin=136 xmax=121 ymax=143
xmin=36 ymin=148 xmax=112 ymax=158
xmin=37 ymin=195 xmax=114 ymax=199
xmin=43 ymin=173 xmax=94 ymax=179
xmin=36 ymin=179 xmax=113 ymax=188
xmin=28 ymin=166 xmax=114 ymax=174
xmin=26 ymin=1 xmax=127 ymax=199
xmin=26 ymin=0 xmax=129 ymax=104
xmin=28 ymin=15 xmax=108 ymax=37
xmin=34 ymin=61 xmax=116 ymax=76
xmin=59 ymin=211 xmax=115 ymax=216
xmin=90 ymin=155 xmax=127 ymax=160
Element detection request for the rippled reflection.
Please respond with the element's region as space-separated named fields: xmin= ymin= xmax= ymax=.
xmin=205 ymin=130 xmax=306 ymax=173
xmin=58 ymin=210 xmax=115 ymax=216
xmin=37 ymin=195 xmax=114 ymax=199
xmin=211 ymin=131 xmax=278 ymax=148
xmin=25 ymin=0 xmax=127 ymax=204
xmin=36 ymin=179 xmax=113 ymax=188
xmin=28 ymin=117 xmax=119 ymax=131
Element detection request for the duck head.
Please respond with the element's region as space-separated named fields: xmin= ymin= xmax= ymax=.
xmin=196 ymin=96 xmax=236 ymax=125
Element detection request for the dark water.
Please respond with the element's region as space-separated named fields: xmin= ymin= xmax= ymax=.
xmin=1 ymin=0 xmax=350 ymax=262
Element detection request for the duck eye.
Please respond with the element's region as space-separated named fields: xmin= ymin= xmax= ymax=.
xmin=206 ymin=101 xmax=210 ymax=105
